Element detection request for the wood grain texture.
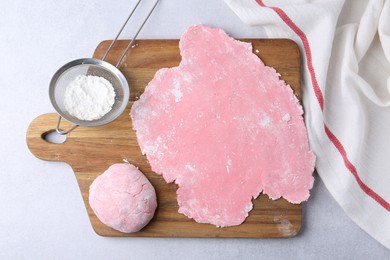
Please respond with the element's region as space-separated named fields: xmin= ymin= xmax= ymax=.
xmin=27 ymin=39 xmax=302 ymax=238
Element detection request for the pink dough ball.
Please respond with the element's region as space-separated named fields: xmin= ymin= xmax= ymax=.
xmin=89 ymin=163 xmax=157 ymax=233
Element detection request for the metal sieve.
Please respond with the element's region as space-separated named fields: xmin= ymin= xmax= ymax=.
xmin=49 ymin=0 xmax=160 ymax=135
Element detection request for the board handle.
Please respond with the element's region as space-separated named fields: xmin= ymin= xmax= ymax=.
xmin=26 ymin=113 xmax=73 ymax=163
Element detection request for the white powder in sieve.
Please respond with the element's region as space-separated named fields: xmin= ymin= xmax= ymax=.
xmin=64 ymin=75 xmax=116 ymax=121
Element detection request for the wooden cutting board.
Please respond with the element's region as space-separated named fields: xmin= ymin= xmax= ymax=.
xmin=27 ymin=39 xmax=302 ymax=238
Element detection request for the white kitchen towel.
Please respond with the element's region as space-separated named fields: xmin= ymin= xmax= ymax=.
xmin=225 ymin=0 xmax=390 ymax=249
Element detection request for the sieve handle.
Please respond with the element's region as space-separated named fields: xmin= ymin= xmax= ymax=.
xmin=101 ymin=0 xmax=160 ymax=67
xmin=56 ymin=116 xmax=79 ymax=135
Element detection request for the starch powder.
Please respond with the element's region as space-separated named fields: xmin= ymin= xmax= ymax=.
xmin=64 ymin=75 xmax=116 ymax=121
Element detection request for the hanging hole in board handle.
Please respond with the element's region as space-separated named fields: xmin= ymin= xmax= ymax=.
xmin=43 ymin=130 xmax=67 ymax=144
xmin=56 ymin=116 xmax=79 ymax=135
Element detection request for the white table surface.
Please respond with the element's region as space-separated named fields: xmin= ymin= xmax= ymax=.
xmin=1 ymin=0 xmax=389 ymax=259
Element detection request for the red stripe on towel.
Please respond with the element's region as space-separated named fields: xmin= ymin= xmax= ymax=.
xmin=324 ymin=125 xmax=390 ymax=210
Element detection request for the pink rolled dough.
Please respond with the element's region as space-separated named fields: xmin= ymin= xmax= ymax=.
xmin=130 ymin=24 xmax=315 ymax=227
xmin=89 ymin=163 xmax=157 ymax=233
